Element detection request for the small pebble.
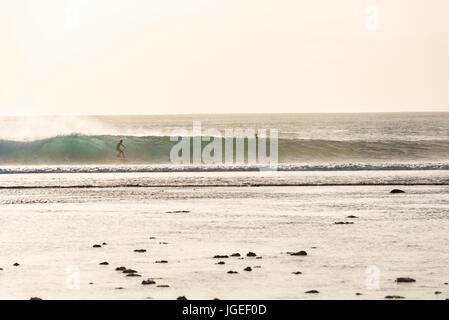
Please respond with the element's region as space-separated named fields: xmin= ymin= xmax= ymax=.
xmin=227 ymin=271 xmax=238 ymax=274
xmin=292 ymin=271 xmax=302 ymax=275
xmin=13 ymin=263 xmax=20 ymax=266
xmin=246 ymin=252 xmax=257 ymax=257
xmin=216 ymin=261 xmax=225 ymax=265
xmin=305 ymin=290 xmax=319 ymax=294
xmin=142 ymin=279 xmax=156 ymax=285
xmin=244 ymin=267 xmax=252 ymax=272
xmin=385 ymin=295 xmax=405 ymax=299
xmin=231 ymin=253 xmax=241 ymax=257
xmin=115 ymin=266 xmax=126 ymax=271
xmin=396 ymin=277 xmax=416 ymax=283
xmin=92 ymin=244 xmax=101 ymax=248
xmin=155 ymin=260 xmax=168 ymax=264
xmin=290 ymin=251 xmax=307 ymax=256
xmin=29 ymin=297 xmax=42 ymax=300
xmin=126 ymin=273 xmax=142 ymax=277
xmin=99 ymin=262 xmax=109 ymax=265
xmin=214 ymin=255 xmax=229 ymax=259
xmin=134 ymin=249 xmax=146 ymax=253
xmin=177 ymin=296 xmax=188 ymax=300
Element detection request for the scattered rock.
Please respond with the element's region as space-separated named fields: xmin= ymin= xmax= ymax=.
xmin=123 ymin=269 xmax=138 ymax=274
xmin=385 ymin=295 xmax=405 ymax=299
xmin=216 ymin=261 xmax=225 ymax=265
xmin=444 ymin=282 xmax=448 ymax=285
xmin=149 ymin=237 xmax=156 ymax=239
xmin=334 ymin=221 xmax=354 ymax=225
xmin=89 ymin=282 xmax=94 ymax=285
xmin=13 ymin=263 xmax=20 ymax=266
xmin=355 ymin=293 xmax=362 ymax=296
xmin=126 ymin=273 xmax=142 ymax=277
xmin=157 ymin=285 xmax=170 ymax=288
xmin=115 ymin=287 xmax=125 ymax=290
xmin=390 ymin=189 xmax=405 ymax=194
xmin=305 ymin=290 xmax=319 ymax=294
xmin=244 ymin=267 xmax=252 ymax=272
xmin=396 ymin=277 xmax=416 ymax=283
xmin=177 ymin=296 xmax=188 ymax=300
xmin=435 ymin=291 xmax=442 ymax=295
xmin=155 ymin=260 xmax=168 ymax=264
xmin=159 ymin=242 xmax=168 ymax=245
xmin=246 ymin=252 xmax=257 ymax=257
xmin=115 ymin=266 xmax=126 ymax=271
xmin=29 ymin=297 xmax=42 ymax=300
xmin=0 ymin=268 xmax=3 ymax=271
xmin=99 ymin=262 xmax=109 ymax=265
xmin=142 ymin=279 xmax=156 ymax=285
xmin=346 ymin=215 xmax=358 ymax=218
xmin=231 ymin=253 xmax=241 ymax=257
xmin=289 ymin=251 xmax=307 ymax=256
xmin=134 ymin=249 xmax=147 ymax=253
xmin=292 ymin=272 xmax=302 ymax=275
xmin=102 ymin=242 xmax=107 ymax=245
xmin=166 ymin=210 xmax=190 ymax=213
xmin=93 ymin=244 xmax=101 ymax=248
xmin=227 ymin=271 xmax=238 ymax=274
xmin=214 ymin=255 xmax=229 ymax=259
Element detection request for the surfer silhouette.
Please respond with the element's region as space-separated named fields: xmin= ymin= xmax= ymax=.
xmin=116 ymin=140 xmax=126 ymax=159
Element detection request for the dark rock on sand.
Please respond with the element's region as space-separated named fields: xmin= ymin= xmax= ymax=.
xmin=123 ymin=269 xmax=138 ymax=274
xmin=166 ymin=210 xmax=190 ymax=213
xmin=0 ymin=268 xmax=3 ymax=271
xmin=115 ymin=287 xmax=125 ymax=290
xmin=334 ymin=221 xmax=354 ymax=225
xmin=126 ymin=273 xmax=142 ymax=277
xmin=227 ymin=271 xmax=238 ymax=274
xmin=13 ymin=263 xmax=20 ymax=266
xmin=216 ymin=261 xmax=225 ymax=265
xmin=355 ymin=293 xmax=362 ymax=296
xmin=99 ymin=262 xmax=109 ymax=265
xmin=390 ymin=189 xmax=405 ymax=194
xmin=231 ymin=253 xmax=241 ymax=257
xmin=149 ymin=237 xmax=157 ymax=239
xmin=346 ymin=215 xmax=358 ymax=218
xmin=142 ymin=279 xmax=156 ymax=285
xmin=244 ymin=267 xmax=252 ymax=272
xmin=246 ymin=252 xmax=257 ymax=257
xmin=385 ymin=295 xmax=405 ymax=299
xmin=177 ymin=296 xmax=188 ymax=300
xmin=29 ymin=297 xmax=42 ymax=300
xmin=435 ymin=291 xmax=442 ymax=295
xmin=89 ymin=282 xmax=94 ymax=285
xmin=214 ymin=255 xmax=229 ymax=259
xmin=290 ymin=251 xmax=307 ymax=256
xmin=134 ymin=249 xmax=147 ymax=253
xmin=155 ymin=260 xmax=168 ymax=263
xmin=115 ymin=266 xmax=126 ymax=271
xmin=93 ymin=244 xmax=101 ymax=248
xmin=157 ymin=285 xmax=170 ymax=288
xmin=102 ymin=242 xmax=107 ymax=245
xmin=305 ymin=290 xmax=319 ymax=294
xmin=396 ymin=277 xmax=416 ymax=283
xmin=292 ymin=272 xmax=302 ymax=275
xmin=159 ymin=242 xmax=168 ymax=244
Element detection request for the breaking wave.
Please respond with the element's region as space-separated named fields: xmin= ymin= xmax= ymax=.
xmin=1 ymin=134 xmax=449 ymax=167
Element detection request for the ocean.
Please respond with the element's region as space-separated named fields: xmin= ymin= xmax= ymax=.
xmin=0 ymin=113 xmax=448 ymax=300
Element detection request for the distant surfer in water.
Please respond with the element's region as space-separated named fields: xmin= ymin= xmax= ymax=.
xmin=116 ymin=140 xmax=126 ymax=159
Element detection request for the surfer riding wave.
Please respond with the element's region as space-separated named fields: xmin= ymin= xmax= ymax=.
xmin=116 ymin=139 xmax=126 ymax=159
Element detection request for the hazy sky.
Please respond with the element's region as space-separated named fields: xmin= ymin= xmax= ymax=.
xmin=0 ymin=0 xmax=448 ymax=115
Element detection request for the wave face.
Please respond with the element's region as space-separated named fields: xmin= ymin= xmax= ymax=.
xmin=2 ymin=134 xmax=449 ymax=166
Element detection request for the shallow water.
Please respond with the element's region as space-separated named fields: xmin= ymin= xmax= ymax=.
xmin=0 ymin=171 xmax=448 ymax=300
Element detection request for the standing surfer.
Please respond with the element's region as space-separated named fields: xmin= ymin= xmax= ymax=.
xmin=116 ymin=140 xmax=126 ymax=159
